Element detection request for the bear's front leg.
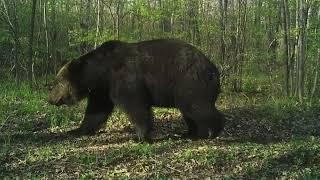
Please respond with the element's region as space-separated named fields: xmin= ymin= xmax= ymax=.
xmin=113 ymin=88 xmax=153 ymax=142
xmin=124 ymin=104 xmax=153 ymax=143
xmin=69 ymin=92 xmax=114 ymax=136
xmin=110 ymin=65 xmax=153 ymax=142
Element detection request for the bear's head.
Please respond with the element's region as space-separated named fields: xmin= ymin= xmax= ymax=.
xmin=48 ymin=59 xmax=88 ymax=106
xmin=48 ymin=40 xmax=126 ymax=106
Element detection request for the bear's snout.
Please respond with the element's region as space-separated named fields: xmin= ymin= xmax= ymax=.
xmin=48 ymin=97 xmax=64 ymax=106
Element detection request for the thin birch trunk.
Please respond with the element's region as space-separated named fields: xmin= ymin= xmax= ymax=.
xmin=94 ymin=0 xmax=100 ymax=48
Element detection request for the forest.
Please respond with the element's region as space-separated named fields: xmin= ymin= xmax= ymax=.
xmin=0 ymin=0 xmax=320 ymax=178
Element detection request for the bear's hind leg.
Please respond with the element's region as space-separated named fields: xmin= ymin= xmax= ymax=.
xmin=69 ymin=93 xmax=114 ymax=136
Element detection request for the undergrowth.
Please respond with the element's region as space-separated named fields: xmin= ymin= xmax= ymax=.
xmin=0 ymin=80 xmax=319 ymax=179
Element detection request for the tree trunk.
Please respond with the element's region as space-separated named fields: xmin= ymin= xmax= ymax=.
xmin=116 ymin=2 xmax=120 ymax=40
xmin=94 ymin=0 xmax=100 ymax=48
xmin=1 ymin=0 xmax=21 ymax=82
xmin=219 ymin=0 xmax=227 ymax=64
xmin=297 ymin=0 xmax=309 ymax=102
xmin=281 ymin=0 xmax=290 ymax=96
xmin=233 ymin=0 xmax=247 ymax=92
xmin=28 ymin=0 xmax=37 ymax=83
xmin=294 ymin=0 xmax=300 ymax=96
xmin=219 ymin=0 xmax=229 ymax=86
xmin=311 ymin=49 xmax=320 ymax=98
xmin=43 ymin=0 xmax=49 ymax=83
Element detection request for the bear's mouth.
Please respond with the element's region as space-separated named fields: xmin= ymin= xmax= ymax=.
xmin=63 ymin=97 xmax=77 ymax=106
xmin=48 ymin=97 xmax=64 ymax=106
xmin=48 ymin=82 xmax=80 ymax=106
xmin=48 ymin=94 xmax=77 ymax=106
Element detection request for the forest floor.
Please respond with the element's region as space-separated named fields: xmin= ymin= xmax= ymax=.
xmin=1 ymin=80 xmax=320 ymax=179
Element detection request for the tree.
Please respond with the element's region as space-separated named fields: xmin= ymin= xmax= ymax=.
xmin=0 ymin=0 xmax=319 ymax=101
xmin=281 ymin=0 xmax=290 ymax=96
xmin=1 ymin=0 xmax=21 ymax=81
xmin=28 ymin=0 xmax=37 ymax=83
xmin=296 ymin=0 xmax=309 ymax=102
xmin=94 ymin=0 xmax=100 ymax=48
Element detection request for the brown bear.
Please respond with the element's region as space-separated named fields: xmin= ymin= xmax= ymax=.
xmin=48 ymin=39 xmax=224 ymax=142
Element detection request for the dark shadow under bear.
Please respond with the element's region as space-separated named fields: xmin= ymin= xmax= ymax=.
xmin=48 ymin=39 xmax=224 ymax=142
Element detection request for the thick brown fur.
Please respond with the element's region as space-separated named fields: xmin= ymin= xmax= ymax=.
xmin=48 ymin=39 xmax=225 ymax=142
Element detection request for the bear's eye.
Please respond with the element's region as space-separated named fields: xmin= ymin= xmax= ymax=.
xmin=46 ymin=82 xmax=54 ymax=91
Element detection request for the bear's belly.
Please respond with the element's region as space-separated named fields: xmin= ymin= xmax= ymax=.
xmin=144 ymin=77 xmax=175 ymax=107
xmin=150 ymin=92 xmax=175 ymax=107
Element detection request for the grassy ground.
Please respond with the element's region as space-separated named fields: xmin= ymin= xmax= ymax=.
xmin=0 ymin=80 xmax=320 ymax=179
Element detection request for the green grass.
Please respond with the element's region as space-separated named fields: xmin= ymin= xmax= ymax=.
xmin=0 ymin=80 xmax=320 ymax=179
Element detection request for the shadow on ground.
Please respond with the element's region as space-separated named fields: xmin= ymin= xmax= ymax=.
xmin=1 ymin=103 xmax=320 ymax=146
xmin=1 ymin=103 xmax=320 ymax=178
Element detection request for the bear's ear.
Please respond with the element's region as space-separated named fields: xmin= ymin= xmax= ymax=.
xmin=100 ymin=40 xmax=121 ymax=51
xmin=68 ymin=59 xmax=87 ymax=74
xmin=98 ymin=40 xmax=122 ymax=55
